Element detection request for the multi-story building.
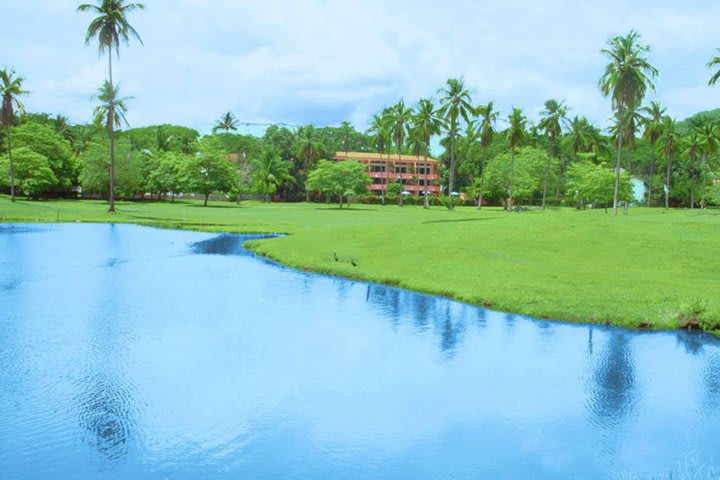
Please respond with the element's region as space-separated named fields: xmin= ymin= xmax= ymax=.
xmin=332 ymin=151 xmax=441 ymax=197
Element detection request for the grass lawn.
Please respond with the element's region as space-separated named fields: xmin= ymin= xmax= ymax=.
xmin=2 ymin=195 xmax=719 ymax=333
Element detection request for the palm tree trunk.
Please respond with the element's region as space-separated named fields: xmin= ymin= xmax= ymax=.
xmin=477 ymin=148 xmax=487 ymax=210
xmin=665 ymin=151 xmax=672 ymax=210
xmin=542 ymin=149 xmax=551 ymax=210
xmin=6 ymin=125 xmax=15 ymax=202
xmin=448 ymin=131 xmax=456 ymax=210
xmin=690 ymin=155 xmax=695 ymax=209
xmin=508 ymin=149 xmax=515 ymax=212
xmin=647 ymin=140 xmax=656 ymax=207
xmin=423 ymin=151 xmax=429 ymax=209
xmin=304 ymin=145 xmax=311 ymax=202
xmin=624 ymin=146 xmax=632 ymax=215
xmin=107 ymin=53 xmax=116 ymax=212
xmin=612 ymin=123 xmax=623 ymax=215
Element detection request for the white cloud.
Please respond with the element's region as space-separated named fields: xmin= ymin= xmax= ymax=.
xmin=1 ymin=0 xmax=719 ymax=133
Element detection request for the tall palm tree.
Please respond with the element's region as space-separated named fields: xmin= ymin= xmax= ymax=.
xmin=697 ymin=122 xmax=719 ymax=208
xmin=476 ymin=101 xmax=498 ymax=210
xmin=599 ymin=30 xmax=658 ymax=215
xmin=78 ymin=0 xmax=145 ymax=212
xmin=659 ymin=116 xmax=678 ymax=210
xmin=388 ymin=100 xmax=413 ymax=199
xmin=339 ymin=120 xmax=353 ymax=160
xmin=213 ymin=112 xmax=238 ymax=134
xmin=506 ymin=107 xmax=527 ymax=211
xmin=438 ymin=78 xmax=473 ymax=210
xmin=367 ymin=113 xmax=391 ymax=204
xmin=0 ymin=68 xmax=28 ymax=202
xmin=411 ymin=98 xmax=443 ymax=208
xmin=683 ymin=131 xmax=702 ymax=209
xmin=538 ymin=99 xmax=568 ymax=209
xmin=708 ymin=48 xmax=720 ymax=86
xmin=295 ymin=124 xmax=322 ymax=201
xmin=93 ymin=81 xmax=130 ymax=202
xmin=640 ymin=101 xmax=666 ymax=207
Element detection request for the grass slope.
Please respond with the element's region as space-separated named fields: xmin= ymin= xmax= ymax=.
xmin=1 ymin=195 xmax=718 ymax=333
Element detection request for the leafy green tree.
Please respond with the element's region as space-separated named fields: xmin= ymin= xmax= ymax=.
xmin=538 ymin=99 xmax=567 ymax=209
xmin=79 ymin=138 xmax=142 ymax=198
xmin=1 ymin=68 xmax=28 ymax=202
xmin=506 ymin=107 xmax=527 ymax=210
xmin=0 ymin=147 xmax=57 ymax=198
xmin=12 ymin=122 xmax=76 ymax=193
xmin=640 ymin=101 xmax=665 ymax=206
xmin=438 ymin=78 xmax=473 ymax=210
xmin=366 ymin=112 xmax=392 ymax=204
xmin=79 ymin=0 xmax=145 ymax=212
xmin=146 ymin=151 xmax=184 ymax=200
xmin=476 ymin=101 xmax=498 ymax=209
xmin=251 ymin=146 xmax=294 ymax=202
xmin=484 ymin=147 xmax=546 ymax=205
xmin=411 ymin=98 xmax=442 ymax=208
xmin=124 ymin=125 xmax=199 ymax=154
xmin=181 ymin=137 xmax=238 ymax=206
xmin=708 ymin=48 xmax=720 ymax=86
xmin=307 ymin=160 xmax=370 ymax=208
xmin=659 ymin=116 xmax=679 ymax=210
xmin=599 ymin=30 xmax=658 ymax=214
xmin=213 ymin=112 xmax=238 ymax=134
xmin=566 ymin=161 xmax=632 ymax=209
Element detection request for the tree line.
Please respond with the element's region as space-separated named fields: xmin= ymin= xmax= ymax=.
xmin=2 ymin=1 xmax=720 ymax=212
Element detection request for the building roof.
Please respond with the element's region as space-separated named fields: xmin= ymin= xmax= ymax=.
xmin=333 ymin=151 xmax=438 ymax=163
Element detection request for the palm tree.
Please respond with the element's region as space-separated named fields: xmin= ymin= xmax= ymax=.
xmin=599 ymin=30 xmax=658 ymax=215
xmin=251 ymin=146 xmax=295 ymax=202
xmin=438 ymin=78 xmax=473 ymax=210
xmin=708 ymin=48 xmax=720 ymax=86
xmin=683 ymin=131 xmax=702 ymax=209
xmin=93 ymin=81 xmax=130 ymax=202
xmin=640 ymin=101 xmax=666 ymax=207
xmin=476 ymin=102 xmax=498 ymax=210
xmin=0 ymin=68 xmax=28 ymax=202
xmin=367 ymin=113 xmax=391 ymax=204
xmin=388 ymin=100 xmax=413 ymax=201
xmin=411 ymin=98 xmax=443 ymax=208
xmin=339 ymin=120 xmax=353 ymax=160
xmin=506 ymin=107 xmax=527 ymax=211
xmin=213 ymin=112 xmax=238 ymax=134
xmin=697 ymin=122 xmax=719 ymax=208
xmin=538 ymin=99 xmax=568 ymax=209
xmin=78 ymin=0 xmax=144 ymax=212
xmin=659 ymin=116 xmax=678 ymax=210
xmin=295 ymin=124 xmax=322 ymax=201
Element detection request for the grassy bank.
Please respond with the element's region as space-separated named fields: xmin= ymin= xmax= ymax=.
xmin=2 ymin=195 xmax=719 ymax=334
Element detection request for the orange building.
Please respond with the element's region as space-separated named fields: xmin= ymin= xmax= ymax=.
xmin=332 ymin=151 xmax=441 ymax=197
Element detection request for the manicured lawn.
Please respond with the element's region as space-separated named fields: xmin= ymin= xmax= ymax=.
xmin=2 ymin=195 xmax=719 ymax=332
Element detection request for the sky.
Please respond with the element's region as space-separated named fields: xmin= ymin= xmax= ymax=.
xmin=1 ymin=0 xmax=719 ymax=136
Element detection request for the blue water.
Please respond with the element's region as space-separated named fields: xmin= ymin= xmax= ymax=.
xmin=1 ymin=223 xmax=719 ymax=479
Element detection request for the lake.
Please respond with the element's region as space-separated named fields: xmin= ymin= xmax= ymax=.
xmin=1 ymin=223 xmax=719 ymax=479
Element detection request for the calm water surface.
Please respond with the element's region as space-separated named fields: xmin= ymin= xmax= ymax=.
xmin=1 ymin=223 xmax=719 ymax=479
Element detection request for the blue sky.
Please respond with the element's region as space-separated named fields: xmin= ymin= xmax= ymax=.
xmin=1 ymin=0 xmax=719 ymax=135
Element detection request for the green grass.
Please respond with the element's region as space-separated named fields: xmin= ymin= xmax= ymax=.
xmin=2 ymin=195 xmax=719 ymax=333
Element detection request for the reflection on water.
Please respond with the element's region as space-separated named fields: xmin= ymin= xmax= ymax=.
xmin=1 ymin=225 xmax=720 ymax=479
xmin=191 ymin=233 xmax=275 ymax=256
xmin=588 ymin=331 xmax=637 ymax=429
xmin=75 ymin=373 xmax=136 ymax=461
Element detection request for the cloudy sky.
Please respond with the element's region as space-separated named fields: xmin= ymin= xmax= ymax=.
xmin=1 ymin=0 xmax=719 ymax=135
